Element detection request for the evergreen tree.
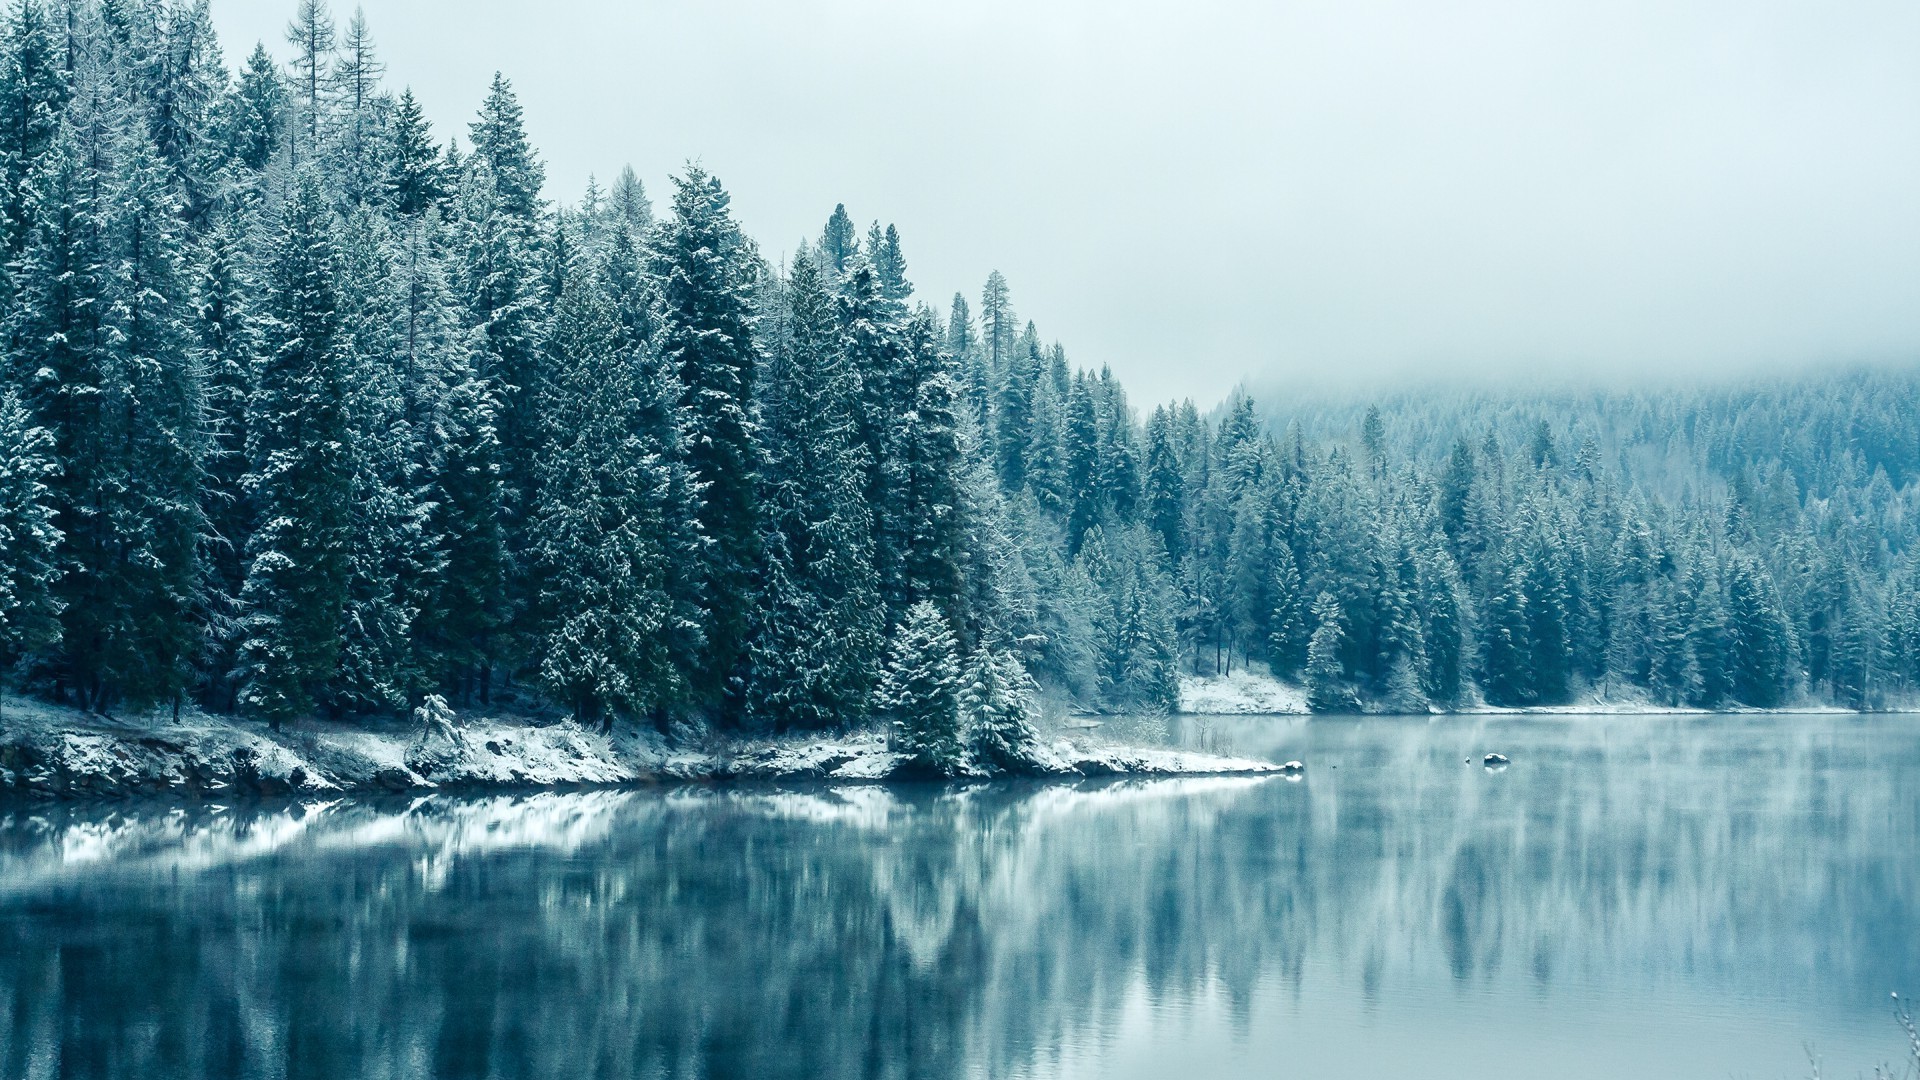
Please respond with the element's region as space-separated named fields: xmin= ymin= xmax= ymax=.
xmin=819 ymin=202 xmax=855 ymax=273
xmin=235 ymin=173 xmax=353 ymax=728
xmin=747 ymin=251 xmax=881 ymax=731
xmin=385 ymin=87 xmax=443 ymax=215
xmin=1143 ymin=405 xmax=1186 ymax=563
xmin=1727 ymin=553 xmax=1795 ymax=707
xmin=420 ymin=359 xmax=505 ymax=701
xmin=1479 ymin=546 xmax=1533 ymax=706
xmin=876 ymin=600 xmax=964 ymax=775
xmin=0 ymin=386 xmax=60 ymax=683
xmin=225 ymin=42 xmax=284 ymax=174
xmin=959 ymin=646 xmax=1043 ymax=774
xmin=104 ymin=109 xmax=205 ymax=710
xmin=530 ymin=263 xmax=678 ymax=730
xmin=1305 ymin=590 xmax=1355 ymax=711
xmin=653 ymin=165 xmax=761 ymax=719
xmin=1416 ymin=550 xmax=1466 ymax=705
xmin=891 ymin=314 xmax=969 ymax=627
xmin=0 ymin=0 xmax=68 ymax=268
xmin=468 ymin=73 xmax=543 ymax=220
xmin=608 ymin=164 xmax=650 ymax=234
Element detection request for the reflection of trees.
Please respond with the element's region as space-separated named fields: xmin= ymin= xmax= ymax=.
xmin=0 ymin=714 xmax=1915 ymax=1080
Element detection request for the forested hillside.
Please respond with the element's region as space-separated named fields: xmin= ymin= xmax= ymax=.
xmin=1218 ymin=367 xmax=1920 ymax=710
xmin=0 ymin=0 xmax=1913 ymax=737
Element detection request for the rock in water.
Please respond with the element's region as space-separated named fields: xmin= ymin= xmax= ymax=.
xmin=1483 ymin=752 xmax=1510 ymax=768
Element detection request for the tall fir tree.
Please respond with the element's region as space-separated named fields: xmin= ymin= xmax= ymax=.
xmin=876 ymin=599 xmax=964 ymax=775
xmin=234 ymin=172 xmax=353 ymax=728
xmin=530 ymin=262 xmax=680 ymax=730
xmin=653 ymin=165 xmax=761 ymax=720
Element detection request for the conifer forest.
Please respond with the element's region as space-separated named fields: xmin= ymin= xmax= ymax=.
xmin=0 ymin=0 xmax=1917 ymax=744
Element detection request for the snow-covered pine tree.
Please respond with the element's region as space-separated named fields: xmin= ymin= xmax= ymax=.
xmin=876 ymin=600 xmax=965 ymax=776
xmin=1727 ymin=553 xmax=1795 ymax=707
xmin=1306 ymin=590 xmax=1357 ymax=712
xmin=1477 ymin=542 xmax=1533 ymax=706
xmin=0 ymin=0 xmax=69 ymax=274
xmin=384 ymin=88 xmax=444 ymax=216
xmin=191 ymin=214 xmax=254 ymax=711
xmin=451 ymin=158 xmax=542 ymax=659
xmin=1417 ymin=545 xmax=1466 ymax=705
xmin=1266 ymin=538 xmax=1308 ymax=679
xmin=835 ymin=255 xmax=908 ymax=612
xmin=328 ymin=6 xmax=386 ymax=207
xmin=819 ymin=202 xmax=856 ymax=274
xmin=420 ymin=354 xmax=506 ymax=702
xmin=327 ymin=207 xmax=427 ymax=715
xmin=960 ymin=646 xmax=1043 ymax=774
xmin=530 ymin=260 xmax=678 ymax=731
xmin=1143 ymin=405 xmax=1186 ymax=564
xmin=653 ymin=164 xmax=762 ymax=721
xmin=747 ymin=250 xmax=880 ymax=731
xmin=873 ymin=223 xmax=909 ymax=302
xmin=235 ymin=172 xmax=354 ymax=729
xmin=0 ymin=386 xmax=61 ymax=686
xmin=223 ymin=43 xmax=284 ymax=175
xmin=103 ymin=106 xmax=206 ymax=710
xmin=607 ymin=164 xmax=651 ymax=236
xmin=891 ymin=309 xmax=969 ymax=632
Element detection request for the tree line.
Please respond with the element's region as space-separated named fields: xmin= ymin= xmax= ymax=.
xmin=0 ymin=0 xmax=1913 ymax=753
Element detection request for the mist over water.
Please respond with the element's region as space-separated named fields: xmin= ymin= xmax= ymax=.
xmin=2 ymin=713 xmax=1915 ymax=1079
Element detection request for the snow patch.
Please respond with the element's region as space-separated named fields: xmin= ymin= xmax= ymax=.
xmin=1178 ymin=670 xmax=1310 ymax=715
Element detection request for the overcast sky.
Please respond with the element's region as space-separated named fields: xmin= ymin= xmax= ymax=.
xmin=211 ymin=0 xmax=1920 ymax=408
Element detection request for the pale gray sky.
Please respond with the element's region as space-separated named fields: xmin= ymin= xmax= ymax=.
xmin=212 ymin=0 xmax=1920 ymax=408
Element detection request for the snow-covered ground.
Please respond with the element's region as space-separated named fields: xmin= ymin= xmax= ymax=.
xmin=1178 ymin=670 xmax=1310 ymax=715
xmin=0 ymin=697 xmax=1279 ymax=802
xmin=1175 ymin=671 xmax=1875 ymax=716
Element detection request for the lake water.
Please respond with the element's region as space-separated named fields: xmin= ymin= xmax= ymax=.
xmin=2 ymin=713 xmax=1917 ymax=1079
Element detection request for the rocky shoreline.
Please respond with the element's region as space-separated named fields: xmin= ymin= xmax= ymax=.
xmin=0 ymin=701 xmax=1281 ymax=802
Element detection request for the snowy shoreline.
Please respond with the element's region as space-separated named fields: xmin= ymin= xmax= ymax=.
xmin=0 ymin=699 xmax=1282 ymax=803
xmin=1176 ymin=670 xmax=1878 ymax=716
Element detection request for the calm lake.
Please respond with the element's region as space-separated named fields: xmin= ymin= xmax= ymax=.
xmin=2 ymin=712 xmax=1917 ymax=1079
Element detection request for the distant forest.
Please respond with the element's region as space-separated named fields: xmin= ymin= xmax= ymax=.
xmin=0 ymin=0 xmax=1915 ymax=735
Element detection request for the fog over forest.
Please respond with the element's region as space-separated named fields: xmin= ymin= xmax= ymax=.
xmin=210 ymin=0 xmax=1920 ymax=407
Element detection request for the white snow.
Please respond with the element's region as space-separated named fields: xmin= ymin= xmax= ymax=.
xmin=1 ymin=696 xmax=1278 ymax=801
xmin=1178 ymin=670 xmax=1310 ymax=715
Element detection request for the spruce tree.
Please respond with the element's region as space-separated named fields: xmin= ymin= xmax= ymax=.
xmin=876 ymin=600 xmax=964 ymax=776
xmin=421 ymin=359 xmax=506 ymax=702
xmin=653 ymin=165 xmax=762 ymax=719
xmin=747 ymin=251 xmax=881 ymax=731
xmin=235 ymin=173 xmax=354 ymax=728
xmin=960 ymin=646 xmax=1043 ymax=774
xmin=0 ymin=0 xmax=67 ymax=269
xmin=469 ymin=73 xmax=544 ymax=221
xmin=0 ymin=386 xmax=60 ymax=685
xmin=890 ymin=311 xmax=969 ymax=629
xmin=385 ymin=88 xmax=444 ymax=216
xmin=105 ymin=111 xmax=205 ymax=710
xmin=530 ymin=264 xmax=679 ymax=730
xmin=819 ymin=202 xmax=855 ymax=274
xmin=225 ymin=42 xmax=284 ymax=174
xmin=192 ymin=215 xmax=255 ymax=710
xmin=1143 ymin=405 xmax=1186 ymax=563
xmin=1305 ymin=590 xmax=1355 ymax=711
xmin=1727 ymin=553 xmax=1795 ymax=707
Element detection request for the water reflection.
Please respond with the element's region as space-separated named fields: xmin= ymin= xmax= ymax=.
xmin=1 ymin=714 xmax=1916 ymax=1080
